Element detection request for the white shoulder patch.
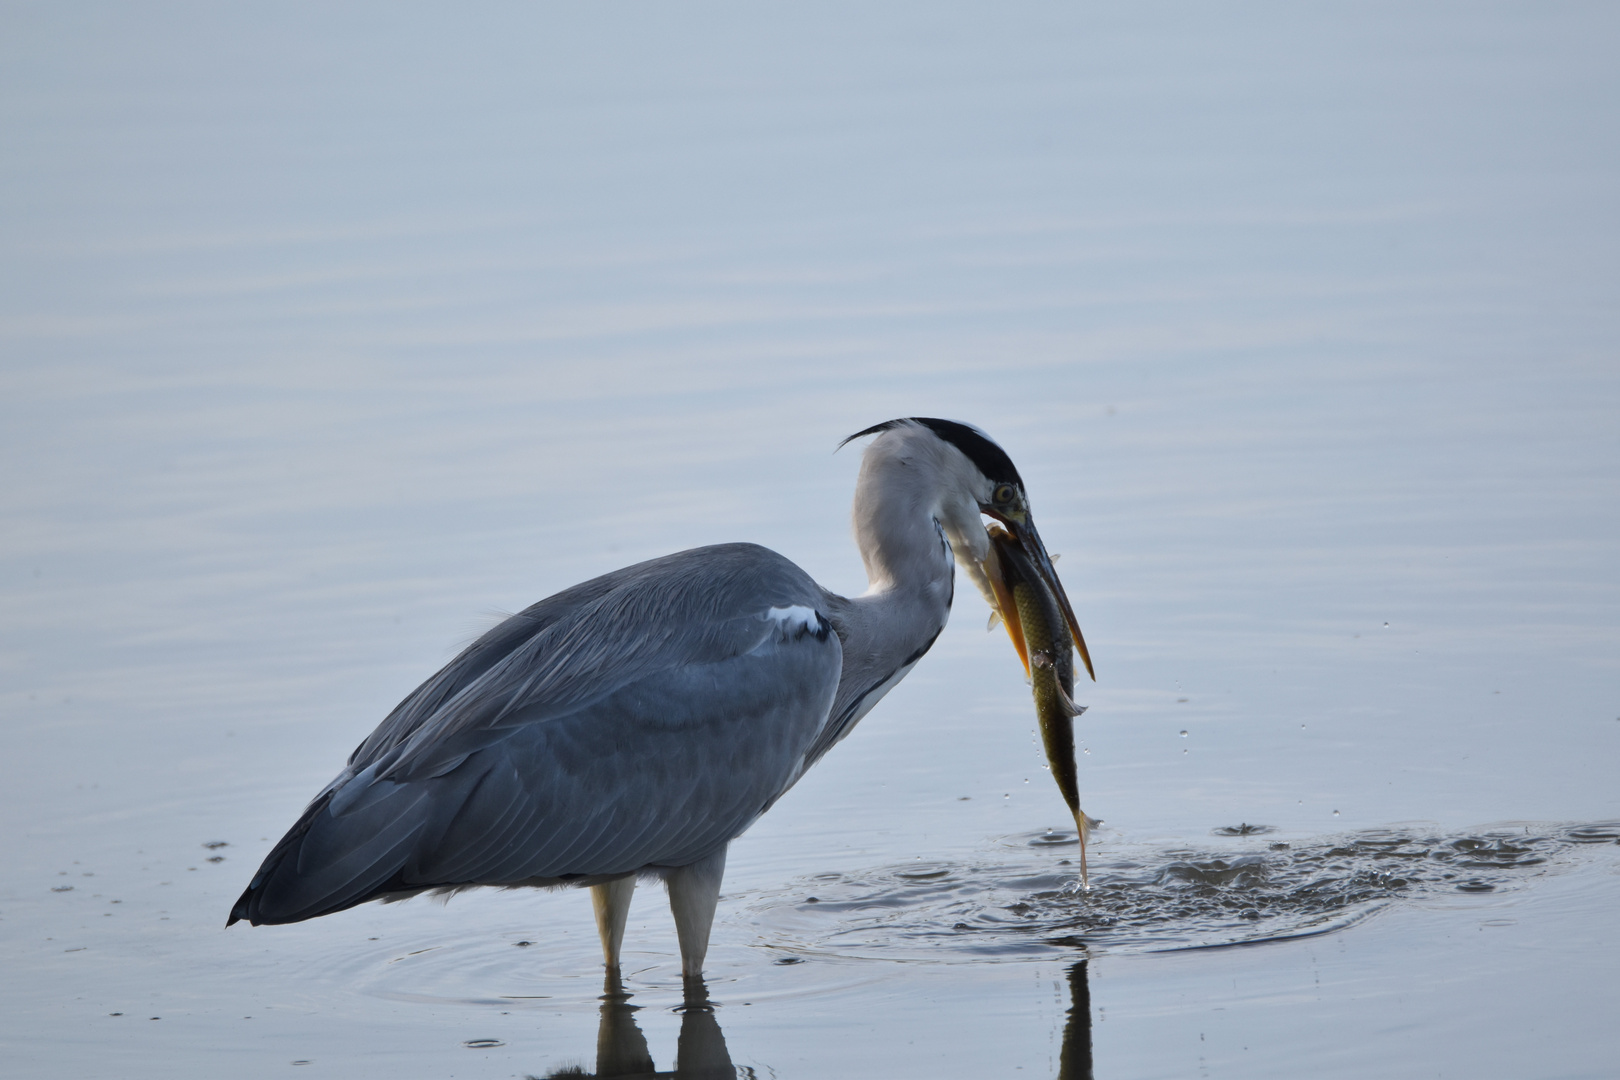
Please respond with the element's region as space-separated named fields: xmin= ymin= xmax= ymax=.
xmin=765 ymin=605 xmax=823 ymax=635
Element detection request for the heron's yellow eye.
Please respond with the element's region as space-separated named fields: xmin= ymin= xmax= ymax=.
xmin=994 ymin=484 xmax=1015 ymax=505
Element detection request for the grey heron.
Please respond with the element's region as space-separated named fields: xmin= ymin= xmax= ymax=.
xmin=228 ymin=418 xmax=1091 ymax=980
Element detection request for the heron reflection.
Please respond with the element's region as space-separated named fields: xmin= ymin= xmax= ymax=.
xmin=540 ymin=973 xmax=734 ymax=1080
xmin=539 ymin=960 xmax=1094 ymax=1079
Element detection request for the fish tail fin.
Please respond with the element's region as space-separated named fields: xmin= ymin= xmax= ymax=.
xmin=1075 ymin=808 xmax=1089 ymax=889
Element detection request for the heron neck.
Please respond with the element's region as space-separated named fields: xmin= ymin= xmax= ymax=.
xmin=846 ymin=482 xmax=956 ymax=663
xmin=803 ymin=446 xmax=963 ymax=764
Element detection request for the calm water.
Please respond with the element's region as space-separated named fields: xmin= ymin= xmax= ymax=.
xmin=3 ymin=3 xmax=1618 ymax=1076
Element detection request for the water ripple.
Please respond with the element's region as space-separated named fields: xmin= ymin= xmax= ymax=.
xmin=737 ymin=821 xmax=1620 ymax=961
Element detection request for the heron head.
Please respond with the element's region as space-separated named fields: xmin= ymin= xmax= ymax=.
xmin=842 ymin=417 xmax=1094 ymax=681
xmin=973 ymin=460 xmax=1094 ymax=684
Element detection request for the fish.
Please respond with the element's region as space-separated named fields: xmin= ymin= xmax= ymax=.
xmin=986 ymin=524 xmax=1092 ymax=885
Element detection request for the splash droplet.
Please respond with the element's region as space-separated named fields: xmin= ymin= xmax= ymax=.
xmin=1179 ymin=730 xmax=1188 ymax=738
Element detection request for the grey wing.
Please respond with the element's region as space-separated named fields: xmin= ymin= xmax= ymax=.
xmin=230 ymin=544 xmax=842 ymax=926
xmin=343 ymin=567 xmax=632 ymax=770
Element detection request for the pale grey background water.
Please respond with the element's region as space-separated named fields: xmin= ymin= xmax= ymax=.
xmin=3 ymin=3 xmax=1618 ymax=1077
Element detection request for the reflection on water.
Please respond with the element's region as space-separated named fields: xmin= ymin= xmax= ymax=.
xmin=742 ymin=821 xmax=1620 ymax=960
xmin=1059 ymin=961 xmax=1094 ymax=1080
xmin=300 ymin=820 xmax=1615 ymax=1076
xmin=535 ymin=964 xmax=1096 ymax=1080
xmin=538 ymin=974 xmax=737 ymax=1080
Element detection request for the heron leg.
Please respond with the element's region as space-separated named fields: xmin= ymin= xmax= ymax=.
xmin=665 ymin=845 xmax=728 ymax=979
xmin=591 ymin=876 xmax=636 ymax=970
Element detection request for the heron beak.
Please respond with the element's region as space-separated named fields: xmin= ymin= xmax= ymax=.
xmin=984 ymin=512 xmax=1094 ymax=681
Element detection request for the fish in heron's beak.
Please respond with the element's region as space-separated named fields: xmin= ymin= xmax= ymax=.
xmin=982 ymin=512 xmax=1093 ymax=682
xmin=983 ymin=521 xmax=1095 ymax=886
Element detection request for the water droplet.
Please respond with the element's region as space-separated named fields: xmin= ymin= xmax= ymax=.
xmin=1382 ymin=622 xmax=1389 ymax=628
xmin=1082 ymin=748 xmax=1090 ymax=755
xmin=1179 ymin=730 xmax=1188 ymax=737
xmin=463 ymin=1039 xmax=504 ymax=1049
xmin=1333 ymin=810 xmax=1341 ymax=817
xmin=1023 ymin=778 xmax=1030 ymax=784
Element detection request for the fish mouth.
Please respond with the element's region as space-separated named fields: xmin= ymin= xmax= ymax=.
xmin=980 ymin=512 xmax=1093 ymax=682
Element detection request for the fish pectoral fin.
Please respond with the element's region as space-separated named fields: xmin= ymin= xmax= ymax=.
xmin=1052 ymin=677 xmax=1083 ymax=719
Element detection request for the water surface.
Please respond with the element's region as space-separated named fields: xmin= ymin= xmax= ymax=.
xmin=3 ymin=3 xmax=1618 ymax=1076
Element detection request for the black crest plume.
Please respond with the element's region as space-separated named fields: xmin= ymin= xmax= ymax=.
xmin=840 ymin=417 xmax=1023 ymax=487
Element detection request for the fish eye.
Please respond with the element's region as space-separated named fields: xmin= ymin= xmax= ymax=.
xmin=993 ymin=483 xmax=1015 ymax=505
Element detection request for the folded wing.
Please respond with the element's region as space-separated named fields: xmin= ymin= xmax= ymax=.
xmin=230 ymin=543 xmax=842 ymax=926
